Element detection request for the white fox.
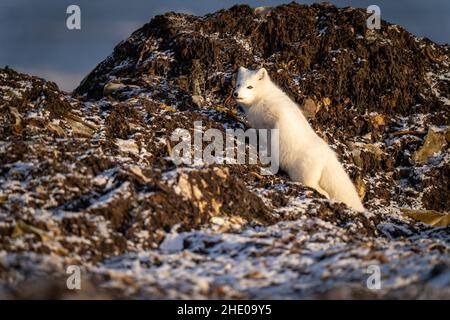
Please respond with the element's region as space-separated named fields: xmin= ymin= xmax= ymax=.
xmin=234 ymin=67 xmax=365 ymax=212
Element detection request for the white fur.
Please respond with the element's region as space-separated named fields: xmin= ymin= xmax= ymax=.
xmin=234 ymin=67 xmax=365 ymax=212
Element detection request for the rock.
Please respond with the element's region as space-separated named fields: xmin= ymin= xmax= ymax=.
xmin=322 ymin=97 xmax=331 ymax=107
xmin=103 ymin=82 xmax=127 ymax=96
xmin=254 ymin=6 xmax=272 ymax=18
xmin=129 ymin=166 xmax=151 ymax=183
xmin=46 ymin=122 xmax=66 ymax=137
xmin=174 ymin=169 xmax=272 ymax=223
xmin=160 ymin=103 xmax=177 ymax=112
xmin=8 ymin=107 xmax=22 ymax=135
xmin=191 ymin=95 xmax=204 ymax=108
xmin=350 ymin=143 xmax=384 ymax=168
xmin=302 ymin=98 xmax=318 ymax=118
xmin=103 ymin=82 xmax=140 ymax=98
xmin=413 ymin=127 xmax=448 ymax=164
xmin=65 ymin=114 xmax=97 ymax=138
xmin=371 ymin=114 xmax=386 ymax=128
xmin=115 ymin=138 xmax=139 ymax=155
xmin=12 ymin=220 xmax=50 ymax=242
xmin=401 ymin=208 xmax=450 ymax=227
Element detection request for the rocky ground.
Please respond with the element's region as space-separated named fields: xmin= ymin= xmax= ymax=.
xmin=0 ymin=3 xmax=449 ymax=299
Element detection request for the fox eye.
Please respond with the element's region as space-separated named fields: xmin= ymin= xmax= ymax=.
xmin=246 ymin=86 xmax=253 ymax=89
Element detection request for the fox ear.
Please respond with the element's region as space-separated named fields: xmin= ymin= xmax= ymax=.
xmin=238 ymin=66 xmax=247 ymax=74
xmin=257 ymin=67 xmax=267 ymax=80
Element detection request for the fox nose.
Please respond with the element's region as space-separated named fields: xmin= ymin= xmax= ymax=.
xmin=234 ymin=92 xmax=239 ymax=98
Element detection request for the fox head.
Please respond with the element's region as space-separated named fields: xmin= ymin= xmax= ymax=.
xmin=234 ymin=67 xmax=268 ymax=107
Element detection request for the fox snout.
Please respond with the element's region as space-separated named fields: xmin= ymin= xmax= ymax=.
xmin=233 ymin=91 xmax=239 ymax=98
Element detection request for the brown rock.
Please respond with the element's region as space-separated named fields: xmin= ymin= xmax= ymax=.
xmin=413 ymin=127 xmax=448 ymax=164
xmin=302 ymin=98 xmax=318 ymax=118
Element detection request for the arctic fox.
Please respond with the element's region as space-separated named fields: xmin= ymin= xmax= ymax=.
xmin=234 ymin=67 xmax=365 ymax=212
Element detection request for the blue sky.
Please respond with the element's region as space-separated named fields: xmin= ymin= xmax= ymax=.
xmin=1 ymin=0 xmax=448 ymax=91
